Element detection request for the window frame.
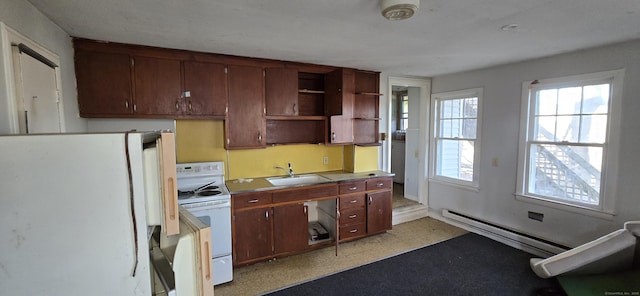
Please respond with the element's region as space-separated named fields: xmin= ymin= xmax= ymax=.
xmin=516 ymin=70 xmax=624 ymax=217
xmin=429 ymin=88 xmax=483 ymax=189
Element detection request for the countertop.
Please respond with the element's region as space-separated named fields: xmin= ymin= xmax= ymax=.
xmin=226 ymin=170 xmax=394 ymax=194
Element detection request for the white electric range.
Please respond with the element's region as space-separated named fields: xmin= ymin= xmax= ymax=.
xmin=176 ymin=161 xmax=232 ymax=286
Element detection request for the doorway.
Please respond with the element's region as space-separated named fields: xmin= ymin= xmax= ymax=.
xmin=387 ymin=76 xmax=431 ymax=224
xmin=1 ymin=23 xmax=64 ymax=134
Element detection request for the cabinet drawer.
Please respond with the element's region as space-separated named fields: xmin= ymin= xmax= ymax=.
xmin=339 ymin=208 xmax=366 ymax=225
xmin=339 ymin=193 xmax=365 ymax=210
xmin=339 ymin=223 xmax=366 ymax=240
xmin=339 ymin=181 xmax=366 ymax=194
xmin=232 ymin=192 xmax=272 ymax=210
xmin=307 ymin=184 xmax=338 ymax=198
xmin=366 ymin=177 xmax=392 ymax=191
xmin=272 ymin=188 xmax=307 ymax=203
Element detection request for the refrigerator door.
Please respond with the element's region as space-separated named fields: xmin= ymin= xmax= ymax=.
xmin=160 ymin=207 xmax=214 ymax=296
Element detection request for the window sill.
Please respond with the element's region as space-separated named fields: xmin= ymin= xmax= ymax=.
xmin=514 ymin=194 xmax=615 ymax=221
xmin=429 ymin=178 xmax=480 ymax=193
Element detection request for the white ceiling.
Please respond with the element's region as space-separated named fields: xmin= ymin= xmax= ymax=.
xmin=27 ymin=0 xmax=640 ymax=77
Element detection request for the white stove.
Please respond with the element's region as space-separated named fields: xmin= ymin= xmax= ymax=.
xmin=177 ymin=162 xmax=230 ymax=204
xmin=176 ymin=162 xmax=232 ymax=286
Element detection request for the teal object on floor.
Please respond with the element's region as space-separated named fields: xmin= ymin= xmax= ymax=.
xmin=558 ymin=269 xmax=640 ymax=296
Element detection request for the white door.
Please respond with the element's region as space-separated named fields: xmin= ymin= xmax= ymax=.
xmin=12 ymin=46 xmax=61 ymax=133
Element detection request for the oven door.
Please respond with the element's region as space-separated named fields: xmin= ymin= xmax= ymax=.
xmin=181 ymin=199 xmax=232 ymax=258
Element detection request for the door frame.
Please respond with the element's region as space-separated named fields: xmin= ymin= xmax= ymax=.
xmin=1 ymin=22 xmax=65 ymax=133
xmin=385 ymin=76 xmax=431 ymax=206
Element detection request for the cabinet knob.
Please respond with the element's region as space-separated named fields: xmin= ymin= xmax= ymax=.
xmin=188 ymin=100 xmax=192 ymax=111
xmin=349 ymin=187 xmax=358 ymax=191
xmin=293 ymin=103 xmax=296 ymax=114
xmin=348 ymin=214 xmax=357 ymax=219
xmin=124 ymin=100 xmax=129 ymax=109
xmin=258 ymin=132 xmax=262 ymax=143
xmin=175 ymin=100 xmax=180 ymax=111
xmin=349 ymin=199 xmax=358 ymax=204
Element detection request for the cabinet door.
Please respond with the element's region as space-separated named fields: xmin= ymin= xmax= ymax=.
xmin=133 ymin=56 xmax=182 ymax=115
xmin=329 ymin=115 xmax=353 ymax=144
xmin=226 ymin=64 xmax=266 ymax=149
xmin=233 ymin=208 xmax=272 ymax=264
xmin=265 ymin=68 xmax=298 ymax=116
xmin=273 ymin=203 xmax=308 ymax=254
xmin=324 ymin=68 xmax=354 ymax=117
xmin=75 ymin=51 xmax=133 ymax=116
xmin=183 ymin=61 xmax=227 ymax=116
xmin=366 ymin=190 xmax=392 ymax=234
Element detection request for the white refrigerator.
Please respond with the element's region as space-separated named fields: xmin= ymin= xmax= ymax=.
xmin=0 ymin=132 xmax=213 ymax=296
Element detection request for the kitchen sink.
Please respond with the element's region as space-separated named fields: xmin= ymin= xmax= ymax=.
xmin=267 ymin=174 xmax=330 ymax=186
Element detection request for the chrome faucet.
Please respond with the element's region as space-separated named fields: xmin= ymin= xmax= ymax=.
xmin=275 ymin=162 xmax=295 ymax=178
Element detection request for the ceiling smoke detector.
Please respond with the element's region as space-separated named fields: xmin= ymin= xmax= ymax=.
xmin=381 ymin=0 xmax=419 ymax=20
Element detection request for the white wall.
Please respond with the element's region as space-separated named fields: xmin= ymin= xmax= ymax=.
xmin=429 ymin=39 xmax=640 ymax=247
xmin=0 ymin=0 xmax=85 ymax=133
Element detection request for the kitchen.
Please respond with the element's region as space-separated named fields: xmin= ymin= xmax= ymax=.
xmin=2 ymin=0 xmax=640 ymax=295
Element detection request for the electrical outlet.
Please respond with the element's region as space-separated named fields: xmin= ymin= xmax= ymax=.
xmin=323 ymin=156 xmax=329 ymax=165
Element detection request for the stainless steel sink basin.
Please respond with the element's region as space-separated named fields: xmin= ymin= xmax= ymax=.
xmin=267 ymin=174 xmax=330 ymax=186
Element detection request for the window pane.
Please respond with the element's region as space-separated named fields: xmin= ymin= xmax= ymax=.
xmin=442 ymin=100 xmax=452 ymax=118
xmin=464 ymin=98 xmax=478 ymax=118
xmin=462 ymin=119 xmax=477 ymax=138
xmin=557 ymin=87 xmax=582 ymax=115
xmin=528 ymin=144 xmax=602 ymax=205
xmin=580 ymin=115 xmax=607 ymax=143
xmin=402 ymin=99 xmax=408 ymax=113
xmin=437 ymin=139 xmax=474 ymax=181
xmin=534 ymin=116 xmax=556 ymax=141
xmin=556 ymin=115 xmax=580 ymax=142
xmin=536 ymin=89 xmax=557 ymax=115
xmin=583 ymin=84 xmax=609 ymax=114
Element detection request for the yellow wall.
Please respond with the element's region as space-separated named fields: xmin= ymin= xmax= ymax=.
xmin=352 ymin=146 xmax=379 ymax=172
xmin=175 ymin=120 xmax=346 ymax=180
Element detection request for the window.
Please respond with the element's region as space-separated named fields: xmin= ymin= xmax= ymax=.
xmin=430 ymin=88 xmax=482 ymax=188
xmin=517 ymin=70 xmax=624 ymax=214
xmin=400 ymin=94 xmax=409 ymax=130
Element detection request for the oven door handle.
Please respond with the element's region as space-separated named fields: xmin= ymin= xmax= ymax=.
xmin=181 ymin=200 xmax=231 ymax=210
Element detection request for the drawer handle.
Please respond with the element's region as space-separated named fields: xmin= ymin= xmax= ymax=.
xmin=348 ymin=214 xmax=357 ymax=218
xmin=248 ymin=199 xmax=259 ymax=203
xmin=349 ymin=200 xmax=358 ymax=204
xmin=349 ymin=229 xmax=358 ymax=233
xmin=376 ymin=183 xmax=384 ymax=187
xmin=349 ymin=187 xmax=358 ymax=191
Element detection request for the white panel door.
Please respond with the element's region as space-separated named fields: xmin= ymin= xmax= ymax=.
xmin=13 ymin=47 xmax=61 ymax=133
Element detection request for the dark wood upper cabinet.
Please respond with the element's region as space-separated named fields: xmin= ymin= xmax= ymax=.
xmin=226 ymin=64 xmax=266 ymax=149
xmin=325 ymin=68 xmax=355 ymax=144
xmin=324 ymin=68 xmax=354 ymax=117
xmin=353 ymin=70 xmax=381 ymax=145
xmin=133 ymin=56 xmax=182 ymax=116
xmin=265 ymin=68 xmax=298 ymax=116
xmin=183 ymin=61 xmax=227 ymax=117
xmin=75 ymin=51 xmax=133 ymax=116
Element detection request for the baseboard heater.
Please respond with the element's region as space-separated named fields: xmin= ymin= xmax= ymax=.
xmin=442 ymin=209 xmax=570 ymax=258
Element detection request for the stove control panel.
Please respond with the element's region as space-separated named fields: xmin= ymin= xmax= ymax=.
xmin=177 ymin=162 xmax=224 ymax=176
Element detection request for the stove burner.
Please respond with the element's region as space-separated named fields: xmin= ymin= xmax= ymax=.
xmin=197 ymin=190 xmax=222 ymax=196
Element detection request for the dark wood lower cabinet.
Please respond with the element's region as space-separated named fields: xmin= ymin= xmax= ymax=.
xmin=367 ymin=190 xmax=392 ymax=235
xmin=232 ymin=179 xmax=392 ymax=266
xmin=233 ymin=208 xmax=272 ymax=264
xmin=273 ymin=203 xmax=308 ymax=254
